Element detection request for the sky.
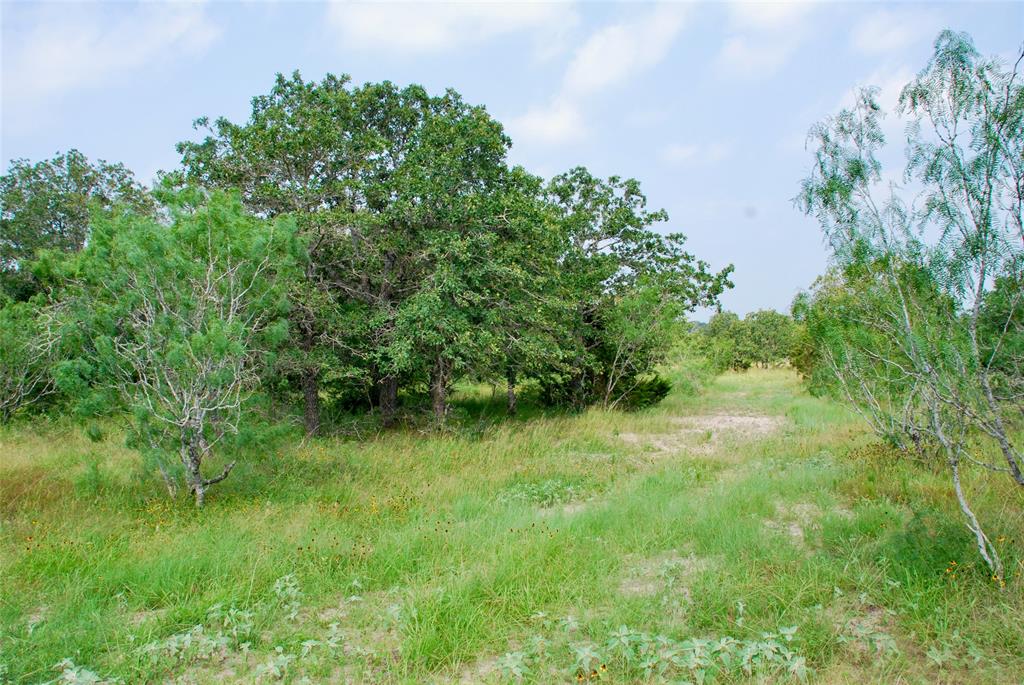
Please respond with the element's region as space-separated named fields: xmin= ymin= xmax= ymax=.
xmin=2 ymin=0 xmax=1022 ymax=316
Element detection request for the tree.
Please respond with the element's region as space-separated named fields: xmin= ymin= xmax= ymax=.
xmin=0 ymin=150 xmax=152 ymax=302
xmin=176 ymin=73 xmax=356 ymax=434
xmin=544 ymin=167 xmax=733 ymax=408
xmin=697 ymin=310 xmax=795 ymax=372
xmin=699 ymin=311 xmax=751 ymax=372
xmin=789 ymin=289 xmax=830 ymax=392
xmin=744 ymin=309 xmax=796 ymax=367
xmin=484 ymin=171 xmax=566 ymax=416
xmin=178 ymin=75 xmax=727 ymax=426
xmin=56 ymin=190 xmax=299 ymax=507
xmin=978 ymin=273 xmax=1024 ymax=413
xmin=341 ymin=83 xmax=530 ymax=422
xmin=597 ymin=276 xmax=682 ymax=408
xmin=798 ymin=31 xmax=1023 ymax=578
xmin=177 ymin=74 xmax=543 ymax=426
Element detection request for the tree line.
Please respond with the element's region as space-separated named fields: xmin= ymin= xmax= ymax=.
xmin=0 ymin=74 xmax=732 ymax=506
xmin=693 ymin=309 xmax=798 ymax=372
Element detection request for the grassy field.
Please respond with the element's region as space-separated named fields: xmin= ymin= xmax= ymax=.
xmin=2 ymin=368 xmax=1022 ymax=684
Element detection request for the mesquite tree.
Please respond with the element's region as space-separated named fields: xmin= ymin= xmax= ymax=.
xmin=56 ymin=190 xmax=299 ymax=506
xmin=798 ymin=31 xmax=1023 ymax=578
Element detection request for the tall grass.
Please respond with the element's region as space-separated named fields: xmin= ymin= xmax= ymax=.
xmin=1 ymin=368 xmax=1021 ymax=683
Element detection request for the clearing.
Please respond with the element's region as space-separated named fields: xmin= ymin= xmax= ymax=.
xmin=1 ymin=369 xmax=1022 ymax=683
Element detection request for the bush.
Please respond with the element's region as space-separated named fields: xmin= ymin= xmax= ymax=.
xmin=619 ymin=374 xmax=672 ymax=410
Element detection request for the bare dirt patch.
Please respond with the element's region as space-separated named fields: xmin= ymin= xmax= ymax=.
xmin=129 ymin=606 xmax=169 ymax=627
xmin=678 ymin=413 xmax=784 ymax=439
xmin=455 ymin=654 xmax=502 ymax=684
xmin=764 ymin=518 xmax=806 ymax=544
xmin=619 ymin=550 xmax=714 ymax=598
xmin=764 ymin=501 xmax=823 ymax=546
xmin=824 ymin=596 xmax=906 ymax=666
xmin=26 ymin=605 xmax=49 ymax=633
xmin=536 ymin=501 xmax=588 ymax=517
xmin=617 ymin=413 xmax=784 ymax=459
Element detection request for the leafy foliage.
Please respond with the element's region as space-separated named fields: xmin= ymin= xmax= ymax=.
xmin=0 ymin=149 xmax=152 ymax=302
xmin=1 ymin=74 xmax=730 ymax=505
xmin=541 ymin=167 xmax=733 ymax=409
xmin=696 ymin=309 xmax=796 ymax=372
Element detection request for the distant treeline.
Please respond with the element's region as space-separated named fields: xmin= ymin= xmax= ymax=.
xmin=691 ymin=309 xmax=799 ymax=372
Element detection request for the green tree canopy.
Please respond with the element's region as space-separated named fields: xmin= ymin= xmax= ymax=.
xmin=177 ymin=73 xmax=571 ymax=423
xmin=544 ymin=167 xmax=733 ymax=407
xmin=0 ymin=150 xmax=153 ymax=302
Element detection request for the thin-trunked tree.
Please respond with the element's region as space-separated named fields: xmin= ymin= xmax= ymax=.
xmin=56 ymin=190 xmax=299 ymax=506
xmin=798 ymin=31 xmax=1023 ymax=579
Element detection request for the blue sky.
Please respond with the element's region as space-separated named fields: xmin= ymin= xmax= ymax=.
xmin=2 ymin=1 xmax=1022 ymax=316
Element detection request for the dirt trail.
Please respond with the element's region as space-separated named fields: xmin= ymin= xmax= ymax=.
xmin=617 ymin=412 xmax=784 ymax=459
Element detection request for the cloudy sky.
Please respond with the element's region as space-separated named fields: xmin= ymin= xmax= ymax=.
xmin=2 ymin=0 xmax=1021 ymax=315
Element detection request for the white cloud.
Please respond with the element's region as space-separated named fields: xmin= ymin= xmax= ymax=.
xmin=563 ymin=4 xmax=688 ymax=95
xmin=715 ymin=0 xmax=816 ymax=79
xmin=715 ymin=34 xmax=797 ymax=78
xmin=662 ymin=143 xmax=699 ymax=164
xmin=662 ymin=140 xmax=735 ymax=166
xmin=325 ymin=0 xmax=578 ymax=55
xmin=509 ymin=4 xmax=688 ymax=147
xmin=507 ymin=98 xmax=588 ymax=146
xmin=850 ymin=9 xmax=937 ymax=56
xmin=3 ymin=2 xmax=219 ymax=104
xmin=727 ymin=1 xmax=814 ymax=31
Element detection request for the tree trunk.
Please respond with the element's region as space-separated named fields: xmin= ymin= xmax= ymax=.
xmin=302 ymin=368 xmax=320 ymax=436
xmin=379 ymin=375 xmax=399 ymax=428
xmin=506 ymin=365 xmax=517 ymax=416
xmin=183 ymin=432 xmax=205 ymax=508
xmin=929 ymin=398 xmax=1004 ymax=581
xmin=571 ymin=370 xmax=588 ymax=411
xmin=430 ymin=356 xmax=451 ymax=422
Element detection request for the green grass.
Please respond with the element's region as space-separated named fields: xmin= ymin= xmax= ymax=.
xmin=2 ymin=368 xmax=1022 ymax=683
